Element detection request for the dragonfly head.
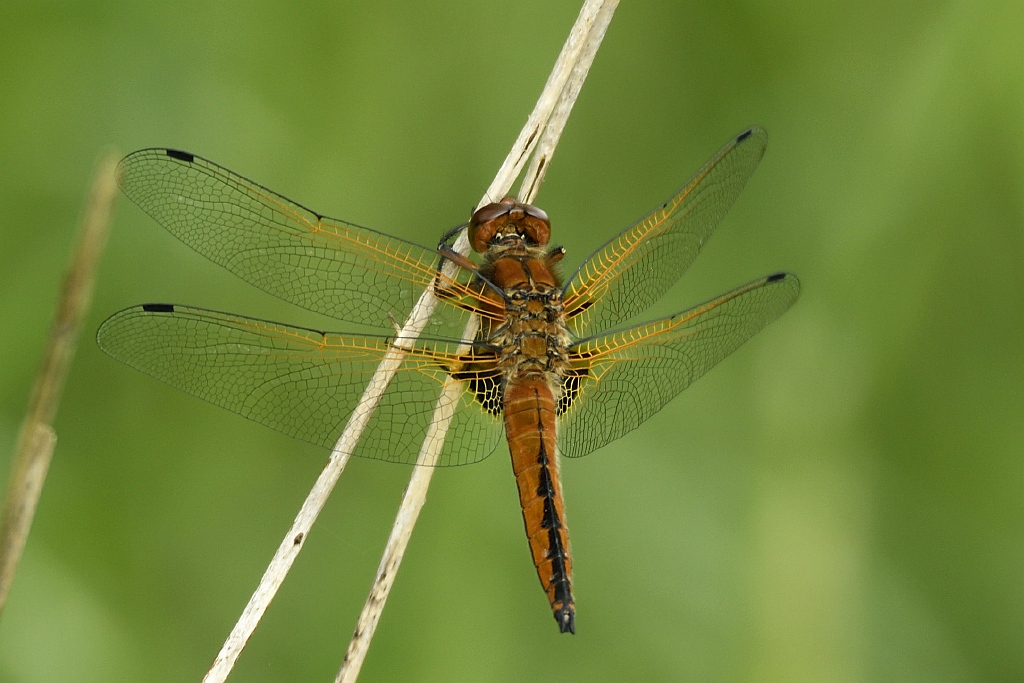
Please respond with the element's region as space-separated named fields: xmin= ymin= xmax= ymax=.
xmin=469 ymin=197 xmax=550 ymax=253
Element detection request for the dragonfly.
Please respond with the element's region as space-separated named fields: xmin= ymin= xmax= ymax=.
xmin=97 ymin=127 xmax=800 ymax=634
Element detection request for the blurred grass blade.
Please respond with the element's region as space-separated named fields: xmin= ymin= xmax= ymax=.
xmin=0 ymin=151 xmax=119 ymax=616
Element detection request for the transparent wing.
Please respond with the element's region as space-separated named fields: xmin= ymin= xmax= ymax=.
xmin=562 ymin=127 xmax=769 ymax=338
xmin=96 ymin=304 xmax=504 ymax=466
xmin=116 ymin=149 xmax=490 ymax=335
xmin=558 ymin=272 xmax=800 ymax=458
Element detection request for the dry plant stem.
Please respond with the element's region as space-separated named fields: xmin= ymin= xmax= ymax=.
xmin=0 ymin=152 xmax=119 ymax=616
xmin=520 ymin=0 xmax=619 ymax=204
xmin=335 ymin=317 xmax=479 ymax=683
xmin=337 ymin=2 xmax=618 ymax=681
xmin=480 ymin=0 xmax=609 ymax=206
xmin=203 ymin=296 xmax=447 ymax=683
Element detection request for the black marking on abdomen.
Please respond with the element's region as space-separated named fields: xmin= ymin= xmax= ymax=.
xmin=541 ymin=496 xmax=562 ymax=530
xmin=536 ymin=463 xmax=555 ymax=498
xmin=533 ymin=387 xmax=574 ymax=634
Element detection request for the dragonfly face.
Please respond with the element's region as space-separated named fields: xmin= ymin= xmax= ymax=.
xmin=98 ymin=126 xmax=800 ymax=633
xmin=468 ymin=196 xmax=551 ymax=251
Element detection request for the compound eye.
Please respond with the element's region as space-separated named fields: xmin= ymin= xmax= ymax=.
xmin=517 ymin=202 xmax=551 ymax=246
xmin=522 ymin=203 xmax=549 ymax=225
xmin=470 ymin=198 xmax=515 ymax=227
xmin=468 ymin=198 xmax=516 ymax=253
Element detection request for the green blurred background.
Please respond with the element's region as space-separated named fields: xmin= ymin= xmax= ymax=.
xmin=2 ymin=1 xmax=1023 ymax=681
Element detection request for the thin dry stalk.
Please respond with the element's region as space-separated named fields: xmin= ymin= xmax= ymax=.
xmin=203 ymin=2 xmax=617 ymax=681
xmin=203 ymin=292 xmax=446 ymax=683
xmin=520 ymin=0 xmax=620 ymax=204
xmin=0 ymin=151 xmax=119 ymax=615
xmin=336 ymin=2 xmax=618 ymax=681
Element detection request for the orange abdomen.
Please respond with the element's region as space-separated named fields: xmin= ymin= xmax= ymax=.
xmin=504 ymin=375 xmax=575 ymax=633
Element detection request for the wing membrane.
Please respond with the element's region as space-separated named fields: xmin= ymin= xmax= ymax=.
xmin=96 ymin=304 xmax=504 ymax=466
xmin=562 ymin=128 xmax=769 ymax=337
xmin=116 ymin=149 xmax=489 ymax=334
xmin=558 ymin=272 xmax=800 ymax=458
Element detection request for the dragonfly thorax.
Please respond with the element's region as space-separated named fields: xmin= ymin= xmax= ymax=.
xmin=479 ymin=249 xmax=572 ymax=384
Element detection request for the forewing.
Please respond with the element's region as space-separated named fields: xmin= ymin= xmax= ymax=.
xmin=558 ymin=272 xmax=800 ymax=458
xmin=116 ymin=149 xmax=487 ymax=334
xmin=96 ymin=304 xmax=504 ymax=466
xmin=562 ymin=128 xmax=769 ymax=337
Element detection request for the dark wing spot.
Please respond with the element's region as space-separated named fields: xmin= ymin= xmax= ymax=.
xmin=767 ymin=272 xmax=786 ymax=282
xmin=737 ymin=128 xmax=754 ymax=142
xmin=450 ymin=352 xmax=503 ymax=416
xmin=469 ymin=373 xmax=505 ymax=416
xmin=141 ymin=303 xmax=175 ymax=313
xmin=556 ymin=369 xmax=588 ymax=415
xmin=565 ymin=299 xmax=594 ymax=319
xmin=165 ymin=149 xmax=194 ymax=163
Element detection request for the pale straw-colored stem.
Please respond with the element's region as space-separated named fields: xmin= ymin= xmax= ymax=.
xmin=334 ymin=315 xmax=479 ymax=683
xmin=203 ymin=2 xmax=618 ymax=681
xmin=479 ymin=0 xmax=610 ymax=207
xmin=0 ymin=151 xmax=119 ymax=615
xmin=336 ymin=2 xmax=618 ymax=681
xmin=203 ymin=289 xmax=446 ymax=683
xmin=520 ymin=0 xmax=620 ymax=204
